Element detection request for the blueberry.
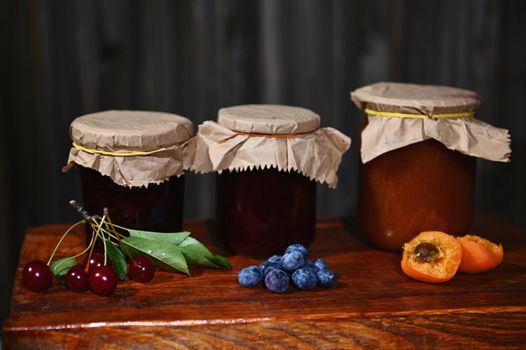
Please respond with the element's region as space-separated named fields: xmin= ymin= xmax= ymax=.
xmin=284 ymin=244 xmax=308 ymax=259
xmin=281 ymin=251 xmax=306 ymax=271
xmin=264 ymin=269 xmax=289 ymax=293
xmin=312 ymin=258 xmax=328 ymax=271
xmin=317 ymin=269 xmax=337 ymax=288
xmin=237 ymin=266 xmax=263 ymax=287
xmin=292 ymin=267 xmax=318 ymax=290
xmin=301 ymin=261 xmax=318 ymax=274
xmin=267 ymin=255 xmax=282 ymax=264
xmin=259 ymin=261 xmax=281 ymax=277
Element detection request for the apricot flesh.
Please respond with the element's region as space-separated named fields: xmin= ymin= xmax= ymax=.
xmin=401 ymin=231 xmax=462 ymax=283
xmin=457 ymin=235 xmax=503 ymax=273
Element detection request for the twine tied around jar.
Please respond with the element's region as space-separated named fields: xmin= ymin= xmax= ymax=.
xmin=71 ymin=142 xmax=162 ymax=157
xmin=364 ymin=108 xmax=475 ymax=119
xmin=67 ymin=110 xmax=194 ymax=187
xmin=187 ymin=111 xmax=351 ymax=189
xmin=352 ymin=82 xmax=511 ymax=163
xmin=232 ymin=130 xmax=317 ymax=138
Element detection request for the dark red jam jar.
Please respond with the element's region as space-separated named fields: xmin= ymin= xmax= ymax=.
xmin=78 ymin=166 xmax=185 ymax=232
xmin=191 ymin=104 xmax=351 ymax=257
xmin=352 ymin=82 xmax=510 ymax=250
xmin=67 ymin=110 xmax=193 ymax=243
xmin=215 ymin=168 xmax=316 ymax=257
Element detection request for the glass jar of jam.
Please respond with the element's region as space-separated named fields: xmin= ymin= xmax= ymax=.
xmin=67 ymin=110 xmax=193 ymax=243
xmin=78 ymin=165 xmax=185 ymax=232
xmin=352 ymin=82 xmax=510 ymax=250
xmin=358 ymin=137 xmax=476 ymax=250
xmin=215 ymin=168 xmax=316 ymax=257
xmin=190 ymin=104 xmax=351 ymax=257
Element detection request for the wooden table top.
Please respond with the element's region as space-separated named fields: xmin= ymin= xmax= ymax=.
xmin=4 ymin=216 xmax=526 ymax=349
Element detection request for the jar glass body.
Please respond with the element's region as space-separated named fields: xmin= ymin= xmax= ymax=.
xmin=79 ymin=166 xmax=184 ymax=243
xmin=358 ymin=139 xmax=476 ymax=250
xmin=214 ymin=168 xmax=316 ymax=257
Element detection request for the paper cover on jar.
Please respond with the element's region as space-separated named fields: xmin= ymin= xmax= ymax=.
xmin=67 ymin=110 xmax=194 ymax=188
xmin=185 ymin=105 xmax=351 ymax=189
xmin=351 ymin=82 xmax=511 ymax=163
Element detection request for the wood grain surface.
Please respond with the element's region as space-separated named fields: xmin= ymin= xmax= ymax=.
xmin=4 ymin=216 xmax=526 ymax=349
xmin=3 ymin=0 xmax=526 ymax=330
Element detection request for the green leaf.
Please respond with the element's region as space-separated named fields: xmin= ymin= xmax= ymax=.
xmin=127 ymin=229 xmax=191 ymax=245
xmin=105 ymin=239 xmax=127 ymax=280
xmin=120 ymin=236 xmax=189 ymax=275
xmin=178 ymin=236 xmax=213 ymax=266
xmin=178 ymin=237 xmax=232 ymax=269
xmin=50 ymin=257 xmax=76 ymax=279
xmin=207 ymin=252 xmax=233 ymax=269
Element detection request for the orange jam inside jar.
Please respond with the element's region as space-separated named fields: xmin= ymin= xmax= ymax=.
xmin=67 ymin=110 xmax=193 ymax=243
xmin=190 ymin=104 xmax=351 ymax=257
xmin=352 ymin=82 xmax=511 ymax=250
xmin=358 ymin=138 xmax=476 ymax=250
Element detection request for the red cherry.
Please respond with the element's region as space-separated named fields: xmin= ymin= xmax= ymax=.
xmin=89 ymin=266 xmax=117 ymax=296
xmin=128 ymin=256 xmax=156 ymax=283
xmin=84 ymin=253 xmax=110 ymax=274
xmin=22 ymin=260 xmax=52 ymax=292
xmin=65 ymin=264 xmax=89 ymax=292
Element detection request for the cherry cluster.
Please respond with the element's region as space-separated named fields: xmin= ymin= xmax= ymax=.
xmin=22 ymin=253 xmax=155 ymax=296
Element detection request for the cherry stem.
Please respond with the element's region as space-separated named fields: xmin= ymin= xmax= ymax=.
xmin=109 ymin=222 xmax=149 ymax=257
xmin=102 ymin=223 xmax=124 ymax=240
xmin=104 ymin=212 xmax=126 ymax=240
xmin=70 ymin=231 xmax=97 ymax=260
xmin=100 ymin=227 xmax=119 ymax=240
xmin=47 ymin=220 xmax=85 ymax=266
xmin=111 ymin=222 xmax=135 ymax=232
xmin=85 ymin=215 xmax=106 ymax=273
xmin=102 ymin=228 xmax=108 ymax=266
xmin=101 ymin=210 xmax=134 ymax=259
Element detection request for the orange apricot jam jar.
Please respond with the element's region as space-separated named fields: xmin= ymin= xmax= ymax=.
xmin=351 ymin=82 xmax=510 ymax=250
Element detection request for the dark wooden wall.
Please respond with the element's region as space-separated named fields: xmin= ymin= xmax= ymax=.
xmin=1 ymin=0 xmax=525 ymax=329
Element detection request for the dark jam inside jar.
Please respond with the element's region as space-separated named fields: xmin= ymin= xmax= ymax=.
xmin=79 ymin=166 xmax=184 ymax=245
xmin=214 ymin=168 xmax=316 ymax=257
xmin=358 ymin=139 xmax=476 ymax=250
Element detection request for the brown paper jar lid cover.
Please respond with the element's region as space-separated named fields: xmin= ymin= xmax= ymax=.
xmin=218 ymin=105 xmax=320 ymax=134
xmin=187 ymin=104 xmax=351 ymax=188
xmin=71 ymin=110 xmax=194 ymax=152
xmin=350 ymin=82 xmax=510 ymax=163
xmin=68 ymin=110 xmax=194 ymax=188
xmin=351 ymin=82 xmax=480 ymax=115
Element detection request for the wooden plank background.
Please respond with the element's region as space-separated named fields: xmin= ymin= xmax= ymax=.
xmin=1 ymin=0 xmax=525 ymax=329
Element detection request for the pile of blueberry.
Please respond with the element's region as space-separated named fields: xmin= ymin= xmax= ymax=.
xmin=237 ymin=244 xmax=336 ymax=293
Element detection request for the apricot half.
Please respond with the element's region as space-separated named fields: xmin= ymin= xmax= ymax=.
xmin=401 ymin=231 xmax=462 ymax=283
xmin=457 ymin=235 xmax=503 ymax=273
